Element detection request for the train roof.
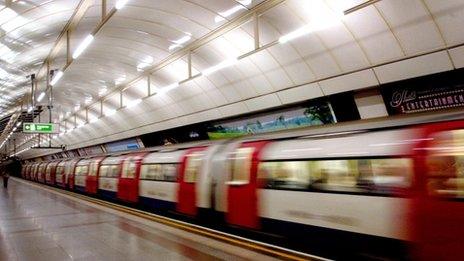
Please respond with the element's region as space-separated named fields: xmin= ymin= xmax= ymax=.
xmin=261 ymin=128 xmax=421 ymax=160
xmin=143 ymin=149 xmax=186 ymax=164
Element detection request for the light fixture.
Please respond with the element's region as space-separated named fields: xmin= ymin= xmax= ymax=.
xmin=215 ymin=5 xmax=246 ymax=23
xmin=202 ymin=57 xmax=238 ymax=76
xmin=37 ymin=92 xmax=45 ymax=102
xmin=279 ymin=25 xmax=312 ymax=44
xmin=156 ymin=82 xmax=179 ymax=95
xmin=98 ymin=87 xmax=107 ymax=96
xmin=126 ymin=98 xmax=142 ymax=108
xmin=105 ymin=109 xmax=117 ymax=116
xmin=115 ymin=0 xmax=129 ymax=9
xmin=72 ymin=34 xmax=94 ymax=59
xmin=50 ymin=70 xmax=63 ymax=86
xmin=27 ymin=106 xmax=33 ymax=113
xmin=16 ymin=121 xmax=21 ymax=127
xmin=89 ymin=117 xmax=99 ymax=123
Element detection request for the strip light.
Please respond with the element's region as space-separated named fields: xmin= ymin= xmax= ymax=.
xmin=126 ymin=98 xmax=142 ymax=108
xmin=50 ymin=70 xmax=63 ymax=86
xmin=72 ymin=34 xmax=94 ymax=59
xmin=202 ymin=57 xmax=238 ymax=76
xmin=279 ymin=25 xmax=312 ymax=44
xmin=156 ymin=82 xmax=179 ymax=95
xmin=37 ymin=92 xmax=45 ymax=102
xmin=115 ymin=0 xmax=129 ymax=9
xmin=105 ymin=109 xmax=117 ymax=117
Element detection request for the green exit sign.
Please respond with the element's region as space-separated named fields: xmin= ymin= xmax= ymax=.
xmin=23 ymin=123 xmax=59 ymax=134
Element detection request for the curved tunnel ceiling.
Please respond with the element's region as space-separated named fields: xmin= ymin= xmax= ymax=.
xmin=0 ymin=0 xmax=463 ymax=158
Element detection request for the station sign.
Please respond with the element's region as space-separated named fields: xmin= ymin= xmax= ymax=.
xmin=23 ymin=123 xmax=60 ymax=134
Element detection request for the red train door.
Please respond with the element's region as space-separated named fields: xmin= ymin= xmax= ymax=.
xmin=86 ymin=157 xmax=105 ymax=194
xmin=177 ymin=147 xmax=207 ymax=216
xmin=226 ymin=141 xmax=269 ymax=229
xmin=67 ymin=160 xmax=79 ymax=190
xmin=412 ymin=121 xmax=464 ymax=261
xmin=117 ymin=153 xmax=146 ymax=203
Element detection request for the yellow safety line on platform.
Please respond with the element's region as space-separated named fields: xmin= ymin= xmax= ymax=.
xmin=13 ymin=178 xmax=328 ymax=261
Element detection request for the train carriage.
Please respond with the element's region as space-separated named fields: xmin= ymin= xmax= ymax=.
xmin=138 ymin=149 xmax=184 ymax=212
xmin=117 ymin=153 xmax=148 ymax=203
xmin=37 ymin=162 xmax=49 ymax=184
xmin=98 ymin=155 xmax=126 ymax=200
xmin=31 ymin=163 xmax=39 ymax=181
xmin=45 ymin=160 xmax=61 ymax=185
xmin=55 ymin=160 xmax=69 ymax=188
xmin=64 ymin=159 xmax=80 ymax=190
xmin=85 ymin=157 xmax=105 ymax=195
xmin=74 ymin=158 xmax=92 ymax=193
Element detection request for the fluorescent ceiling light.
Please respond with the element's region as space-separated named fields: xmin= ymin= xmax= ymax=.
xmin=89 ymin=117 xmax=99 ymax=123
xmin=168 ymin=44 xmax=181 ymax=51
xmin=202 ymin=57 xmax=238 ymax=76
xmin=168 ymin=34 xmax=191 ymax=51
xmin=85 ymin=96 xmax=93 ymax=104
xmin=156 ymin=82 xmax=179 ymax=95
xmin=173 ymin=35 xmax=191 ymax=45
xmin=215 ymin=5 xmax=245 ymax=23
xmin=239 ymin=0 xmax=252 ymax=5
xmin=279 ymin=25 xmax=312 ymax=44
xmin=72 ymin=34 xmax=94 ymax=59
xmin=115 ymin=0 xmax=129 ymax=9
xmin=98 ymin=87 xmax=107 ymax=96
xmin=105 ymin=109 xmax=117 ymax=116
xmin=50 ymin=70 xmax=63 ymax=86
xmin=126 ymin=98 xmax=142 ymax=108
xmin=37 ymin=92 xmax=45 ymax=102
xmin=16 ymin=121 xmax=21 ymax=127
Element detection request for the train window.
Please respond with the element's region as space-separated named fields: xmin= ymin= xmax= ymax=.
xmin=122 ymin=160 xmax=137 ymax=179
xmin=309 ymin=160 xmax=359 ymax=192
xmin=369 ymin=158 xmax=412 ymax=188
xmin=56 ymin=166 xmax=64 ymax=175
xmin=141 ymin=164 xmax=162 ymax=180
xmin=184 ymin=153 xmax=203 ymax=183
xmin=109 ymin=165 xmax=121 ymax=178
xmin=426 ymin=130 xmax=464 ymax=198
xmin=88 ymin=162 xmax=99 ymax=176
xmin=163 ymin=164 xmax=177 ymax=182
xmin=99 ymin=165 xmax=110 ymax=177
xmin=75 ymin=165 xmax=89 ymax=176
xmin=258 ymin=161 xmax=310 ymax=189
xmin=46 ymin=165 xmax=52 ymax=175
xmin=229 ymin=147 xmax=254 ymax=184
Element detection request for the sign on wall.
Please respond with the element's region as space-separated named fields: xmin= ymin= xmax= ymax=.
xmin=381 ymin=69 xmax=464 ymax=115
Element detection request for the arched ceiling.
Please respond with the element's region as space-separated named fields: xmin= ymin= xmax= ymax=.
xmin=1 ymin=0 xmax=464 ymax=158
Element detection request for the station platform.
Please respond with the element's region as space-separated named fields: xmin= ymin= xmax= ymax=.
xmin=0 ymin=178 xmax=280 ymax=261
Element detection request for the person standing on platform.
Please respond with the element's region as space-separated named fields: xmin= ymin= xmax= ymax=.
xmin=2 ymin=171 xmax=9 ymax=188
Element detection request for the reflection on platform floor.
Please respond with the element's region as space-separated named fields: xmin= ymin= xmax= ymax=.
xmin=0 ymin=179 xmax=278 ymax=261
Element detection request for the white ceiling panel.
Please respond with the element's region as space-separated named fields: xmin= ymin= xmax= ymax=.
xmin=449 ymin=46 xmax=464 ymax=69
xmin=319 ymin=69 xmax=379 ymax=95
xmin=277 ymin=82 xmax=323 ymax=105
xmin=374 ymin=51 xmax=453 ymax=84
xmin=376 ymin=0 xmax=444 ymax=55
xmin=424 ymin=0 xmax=464 ymax=45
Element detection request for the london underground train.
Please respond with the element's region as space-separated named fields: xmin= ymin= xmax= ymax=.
xmin=21 ymin=118 xmax=464 ymax=260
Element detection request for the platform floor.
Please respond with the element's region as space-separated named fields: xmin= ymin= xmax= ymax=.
xmin=0 ymin=178 xmax=279 ymax=261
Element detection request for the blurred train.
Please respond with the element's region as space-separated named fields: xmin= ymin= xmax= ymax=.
xmin=21 ymin=117 xmax=464 ymax=260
